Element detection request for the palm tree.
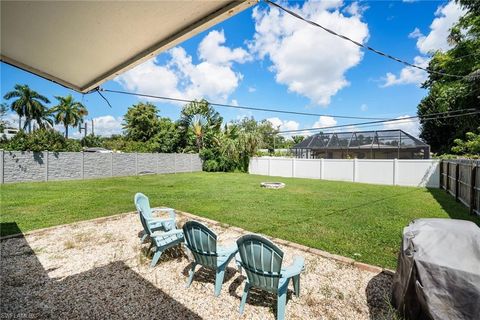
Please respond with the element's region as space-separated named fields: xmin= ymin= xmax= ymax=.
xmin=50 ymin=95 xmax=88 ymax=138
xmin=178 ymin=99 xmax=223 ymax=151
xmin=34 ymin=106 xmax=54 ymax=130
xmin=3 ymin=84 xmax=50 ymax=132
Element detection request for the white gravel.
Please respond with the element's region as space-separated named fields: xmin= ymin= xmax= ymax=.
xmin=1 ymin=212 xmax=395 ymax=319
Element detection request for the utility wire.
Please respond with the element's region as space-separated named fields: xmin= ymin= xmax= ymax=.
xmin=277 ymin=109 xmax=480 ymax=134
xmin=265 ymin=0 xmax=466 ymax=79
xmin=100 ymin=88 xmax=389 ymax=120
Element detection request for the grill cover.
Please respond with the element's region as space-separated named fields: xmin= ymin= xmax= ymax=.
xmin=392 ymin=218 xmax=480 ymax=319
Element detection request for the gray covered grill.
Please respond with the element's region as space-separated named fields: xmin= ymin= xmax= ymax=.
xmin=392 ymin=218 xmax=480 ymax=320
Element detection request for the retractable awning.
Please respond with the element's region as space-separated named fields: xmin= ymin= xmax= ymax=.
xmin=1 ymin=1 xmax=255 ymax=93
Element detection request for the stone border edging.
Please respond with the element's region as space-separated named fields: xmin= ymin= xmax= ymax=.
xmin=1 ymin=209 xmax=395 ymax=275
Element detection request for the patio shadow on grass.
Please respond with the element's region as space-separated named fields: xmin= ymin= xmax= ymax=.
xmin=0 ymin=229 xmax=201 ymax=319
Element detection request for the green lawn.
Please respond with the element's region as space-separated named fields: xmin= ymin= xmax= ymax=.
xmin=1 ymin=172 xmax=478 ymax=269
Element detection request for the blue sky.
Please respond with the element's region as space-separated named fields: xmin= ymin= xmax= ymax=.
xmin=0 ymin=0 xmax=466 ymax=138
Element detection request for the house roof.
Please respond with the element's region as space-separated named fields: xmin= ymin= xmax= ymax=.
xmin=0 ymin=1 xmax=255 ymax=93
xmin=292 ymin=129 xmax=429 ymax=150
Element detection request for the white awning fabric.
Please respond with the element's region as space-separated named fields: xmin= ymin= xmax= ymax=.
xmin=1 ymin=1 xmax=255 ymax=92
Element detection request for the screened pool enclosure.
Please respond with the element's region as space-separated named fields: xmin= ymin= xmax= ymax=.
xmin=292 ymin=129 xmax=430 ymax=159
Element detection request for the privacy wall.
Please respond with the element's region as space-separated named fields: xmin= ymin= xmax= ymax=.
xmin=0 ymin=151 xmax=202 ymax=183
xmin=249 ymin=157 xmax=440 ymax=188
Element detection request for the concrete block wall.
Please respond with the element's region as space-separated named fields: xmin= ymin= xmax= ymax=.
xmin=0 ymin=150 xmax=202 ymax=184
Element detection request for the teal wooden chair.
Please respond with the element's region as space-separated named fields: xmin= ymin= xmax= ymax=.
xmin=134 ymin=193 xmax=184 ymax=267
xmin=183 ymin=221 xmax=238 ymax=296
xmin=236 ymin=234 xmax=305 ymax=320
xmin=134 ymin=193 xmax=176 ymax=243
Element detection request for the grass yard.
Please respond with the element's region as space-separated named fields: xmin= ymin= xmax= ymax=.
xmin=1 ymin=172 xmax=478 ymax=269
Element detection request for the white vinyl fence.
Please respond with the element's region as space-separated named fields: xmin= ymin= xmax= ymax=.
xmin=249 ymin=157 xmax=440 ymax=188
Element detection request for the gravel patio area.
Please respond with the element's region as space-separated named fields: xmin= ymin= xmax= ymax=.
xmin=1 ymin=211 xmax=396 ymax=319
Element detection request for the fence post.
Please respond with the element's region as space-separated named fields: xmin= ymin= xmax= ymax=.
xmin=110 ymin=153 xmax=114 ymax=177
xmin=44 ymin=150 xmax=49 ymax=181
xmin=393 ymin=158 xmax=398 ymax=186
xmin=469 ymin=164 xmax=476 ymax=215
xmin=353 ymin=158 xmax=357 ymax=182
xmin=455 ymin=163 xmax=459 ymax=200
xmin=439 ymin=160 xmax=444 ymax=189
xmin=446 ymin=162 xmax=450 ymax=193
xmin=81 ymin=151 xmax=85 ymax=180
xmin=268 ymin=157 xmax=271 ymax=176
xmin=174 ymin=153 xmax=177 ymax=174
xmin=190 ymin=154 xmax=193 ymax=173
xmin=320 ymin=158 xmax=324 ymax=180
xmin=292 ymin=158 xmax=295 ymax=178
xmin=135 ymin=153 xmax=138 ymax=176
xmin=0 ymin=150 xmax=4 ymax=184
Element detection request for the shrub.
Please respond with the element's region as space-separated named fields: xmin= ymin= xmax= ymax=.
xmin=0 ymin=129 xmax=82 ymax=152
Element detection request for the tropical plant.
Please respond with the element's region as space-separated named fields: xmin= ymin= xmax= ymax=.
xmin=80 ymin=134 xmax=104 ymax=147
xmin=50 ymin=95 xmax=88 ymax=138
xmin=3 ymin=84 xmax=50 ymax=132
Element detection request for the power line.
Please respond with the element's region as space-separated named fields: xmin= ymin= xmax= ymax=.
xmin=99 ymin=88 xmax=389 ymax=120
xmin=277 ymin=109 xmax=480 ymax=134
xmin=265 ymin=0 xmax=466 ymax=80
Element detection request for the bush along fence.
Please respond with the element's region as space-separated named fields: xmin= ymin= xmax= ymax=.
xmin=440 ymin=159 xmax=479 ymax=216
xmin=0 ymin=150 xmax=202 ymax=184
xmin=249 ymin=157 xmax=440 ymax=188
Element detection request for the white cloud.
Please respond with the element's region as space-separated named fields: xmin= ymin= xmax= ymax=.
xmin=383 ymin=115 xmax=420 ymax=137
xmin=267 ymin=117 xmax=300 ymax=132
xmin=250 ymin=1 xmax=369 ymax=106
xmin=408 ymin=27 xmax=423 ymax=39
xmin=382 ymin=1 xmax=465 ymax=87
xmin=115 ymin=58 xmax=181 ymax=100
xmin=344 ymin=2 xmax=368 ymax=16
xmin=230 ymin=99 xmax=239 ymax=106
xmin=414 ymin=1 xmax=466 ymax=54
xmin=2 ymin=112 xmax=19 ymax=128
xmin=248 ymin=86 xmax=256 ymax=93
xmin=313 ymin=115 xmax=337 ymax=129
xmin=91 ymin=115 xmax=123 ymax=137
xmin=382 ymin=56 xmax=430 ymax=87
xmin=360 ymin=104 xmax=368 ymax=112
xmin=198 ymin=30 xmax=251 ymax=65
xmin=115 ymin=29 xmax=249 ymax=103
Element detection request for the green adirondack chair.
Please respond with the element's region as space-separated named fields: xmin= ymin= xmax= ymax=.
xmin=183 ymin=221 xmax=238 ymax=297
xmin=134 ymin=193 xmax=184 ymax=267
xmin=134 ymin=192 xmax=176 ymax=243
xmin=236 ymin=234 xmax=305 ymax=320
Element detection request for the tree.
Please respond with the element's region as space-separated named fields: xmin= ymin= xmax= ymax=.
xmin=417 ymin=0 xmax=480 ymax=153
xmin=3 ymin=84 xmax=50 ymax=132
xmin=178 ymin=99 xmax=223 ymax=151
xmin=150 ymin=118 xmax=180 ymax=153
xmin=122 ymin=102 xmax=160 ymax=142
xmin=50 ymin=95 xmax=88 ymax=138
